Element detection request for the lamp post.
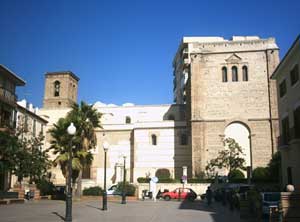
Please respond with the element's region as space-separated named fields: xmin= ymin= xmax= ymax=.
xmin=66 ymin=122 xmax=76 ymax=222
xmin=102 ymin=141 xmax=109 ymax=211
xmin=121 ymin=155 xmax=126 ymax=204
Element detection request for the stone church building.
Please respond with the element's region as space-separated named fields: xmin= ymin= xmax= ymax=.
xmin=38 ymin=36 xmax=280 ymax=188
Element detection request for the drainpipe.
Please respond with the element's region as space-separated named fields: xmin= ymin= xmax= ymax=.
xmin=265 ymin=50 xmax=275 ymax=156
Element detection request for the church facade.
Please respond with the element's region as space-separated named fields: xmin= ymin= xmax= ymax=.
xmin=38 ymin=36 xmax=280 ymax=188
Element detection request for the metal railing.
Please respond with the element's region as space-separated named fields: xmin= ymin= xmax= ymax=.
xmin=277 ymin=127 xmax=300 ymax=147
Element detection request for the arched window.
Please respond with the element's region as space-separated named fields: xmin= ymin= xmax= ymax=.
xmin=181 ymin=134 xmax=188 ymax=145
xmin=168 ymin=115 xmax=175 ymax=120
xmin=125 ymin=116 xmax=131 ymax=124
xmin=232 ymin=66 xmax=238 ymax=82
xmin=242 ymin=66 xmax=248 ymax=81
xmin=222 ymin=67 xmax=228 ymax=82
xmin=151 ymin=134 xmax=157 ymax=146
xmin=54 ymin=81 xmax=60 ymax=97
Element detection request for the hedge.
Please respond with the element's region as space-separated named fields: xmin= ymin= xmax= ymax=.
xmin=82 ymin=186 xmax=103 ymax=196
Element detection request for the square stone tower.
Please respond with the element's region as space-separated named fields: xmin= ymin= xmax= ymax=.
xmin=173 ymin=36 xmax=280 ymax=176
xmin=42 ymin=71 xmax=79 ymax=109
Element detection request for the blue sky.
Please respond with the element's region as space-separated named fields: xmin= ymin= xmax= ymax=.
xmin=0 ymin=0 xmax=299 ymax=107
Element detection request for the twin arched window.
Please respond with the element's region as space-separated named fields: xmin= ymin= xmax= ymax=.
xmin=54 ymin=81 xmax=60 ymax=97
xmin=232 ymin=66 xmax=238 ymax=82
xmin=242 ymin=66 xmax=248 ymax=81
xmin=222 ymin=66 xmax=248 ymax=82
xmin=222 ymin=67 xmax=228 ymax=82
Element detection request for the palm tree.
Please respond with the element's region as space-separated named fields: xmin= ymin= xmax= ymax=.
xmin=67 ymin=101 xmax=101 ymax=197
xmin=49 ymin=101 xmax=101 ymax=197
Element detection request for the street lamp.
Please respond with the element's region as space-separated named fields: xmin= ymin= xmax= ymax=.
xmin=121 ymin=155 xmax=126 ymax=204
xmin=102 ymin=141 xmax=109 ymax=211
xmin=66 ymin=122 xmax=76 ymax=222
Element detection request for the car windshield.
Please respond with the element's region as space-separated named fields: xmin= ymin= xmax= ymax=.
xmin=264 ymin=193 xmax=280 ymax=202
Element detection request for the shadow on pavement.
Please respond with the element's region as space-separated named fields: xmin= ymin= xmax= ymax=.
xmin=179 ymin=200 xmax=239 ymax=222
xmin=52 ymin=212 xmax=65 ymax=221
xmin=85 ymin=204 xmax=102 ymax=211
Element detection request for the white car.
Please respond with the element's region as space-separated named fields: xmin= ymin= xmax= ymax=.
xmin=107 ymin=185 xmax=121 ymax=195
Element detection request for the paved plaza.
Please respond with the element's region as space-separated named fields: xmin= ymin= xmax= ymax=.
xmin=0 ymin=199 xmax=240 ymax=222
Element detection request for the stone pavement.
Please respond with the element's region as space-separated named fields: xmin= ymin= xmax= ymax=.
xmin=0 ymin=199 xmax=240 ymax=222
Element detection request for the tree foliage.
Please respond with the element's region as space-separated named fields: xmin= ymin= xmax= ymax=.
xmin=0 ymin=119 xmax=50 ymax=185
xmin=48 ymin=101 xmax=101 ymax=194
xmin=205 ymin=138 xmax=246 ymax=177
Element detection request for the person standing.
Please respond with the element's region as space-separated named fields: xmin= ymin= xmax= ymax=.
xmin=206 ymin=186 xmax=212 ymax=206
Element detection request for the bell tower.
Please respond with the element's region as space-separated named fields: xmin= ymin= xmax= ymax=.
xmin=42 ymin=71 xmax=79 ymax=109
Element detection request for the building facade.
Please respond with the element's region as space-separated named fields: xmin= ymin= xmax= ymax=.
xmin=40 ymin=36 xmax=280 ymax=188
xmin=0 ymin=65 xmax=25 ymax=191
xmin=173 ymin=36 xmax=280 ymax=176
xmin=271 ymin=35 xmax=300 ymax=189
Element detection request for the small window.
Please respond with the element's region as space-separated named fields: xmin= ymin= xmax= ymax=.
xmin=125 ymin=116 xmax=131 ymax=124
xmin=181 ymin=134 xmax=188 ymax=145
xmin=232 ymin=66 xmax=238 ymax=82
xmin=82 ymin=166 xmax=91 ymax=179
xmin=222 ymin=67 xmax=228 ymax=82
xmin=287 ymin=167 xmax=293 ymax=185
xmin=168 ymin=115 xmax=175 ymax=120
xmin=151 ymin=134 xmax=157 ymax=146
xmin=279 ymin=80 xmax=287 ymax=97
xmin=242 ymin=66 xmax=248 ymax=81
xmin=290 ymin=64 xmax=299 ymax=86
xmin=282 ymin=116 xmax=290 ymax=145
xmin=54 ymin=81 xmax=60 ymax=97
xmin=294 ymin=106 xmax=300 ymax=139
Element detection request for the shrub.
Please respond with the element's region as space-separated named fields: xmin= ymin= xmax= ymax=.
xmin=187 ymin=178 xmax=213 ymax=183
xmin=252 ymin=167 xmax=270 ymax=182
xmin=137 ymin=177 xmax=151 ymax=183
xmin=116 ymin=182 xmax=136 ymax=196
xmin=36 ymin=179 xmax=56 ymax=196
xmin=228 ymin=169 xmax=245 ymax=183
xmin=158 ymin=178 xmax=180 ymax=183
xmin=268 ymin=152 xmax=281 ymax=182
xmin=82 ymin=186 xmax=103 ymax=196
xmin=155 ymin=168 xmax=171 ymax=180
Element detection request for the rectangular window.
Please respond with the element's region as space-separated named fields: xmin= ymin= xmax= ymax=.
xmin=294 ymin=107 xmax=300 ymax=139
xmin=82 ymin=166 xmax=91 ymax=179
xmin=287 ymin=167 xmax=293 ymax=185
xmin=279 ymin=80 xmax=287 ymax=98
xmin=282 ymin=116 xmax=290 ymax=145
xmin=290 ymin=64 xmax=299 ymax=86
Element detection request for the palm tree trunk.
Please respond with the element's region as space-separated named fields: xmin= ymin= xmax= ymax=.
xmin=75 ymin=170 xmax=82 ymax=199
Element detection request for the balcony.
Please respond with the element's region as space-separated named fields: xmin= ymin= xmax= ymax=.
xmin=0 ymin=87 xmax=17 ymax=106
xmin=277 ymin=127 xmax=300 ymax=148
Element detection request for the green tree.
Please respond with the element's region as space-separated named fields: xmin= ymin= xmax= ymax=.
xmin=49 ymin=101 xmax=101 ymax=197
xmin=205 ymin=138 xmax=246 ymax=178
xmin=268 ymin=151 xmax=281 ymax=182
xmin=28 ymin=133 xmax=51 ymax=183
xmin=0 ymin=131 xmax=19 ymax=189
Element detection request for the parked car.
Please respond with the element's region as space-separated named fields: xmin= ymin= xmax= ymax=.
xmin=107 ymin=184 xmax=121 ymax=195
xmin=52 ymin=185 xmax=66 ymax=200
xmin=162 ymin=188 xmax=197 ymax=201
xmin=212 ymin=183 xmax=253 ymax=202
xmin=261 ymin=192 xmax=280 ymax=215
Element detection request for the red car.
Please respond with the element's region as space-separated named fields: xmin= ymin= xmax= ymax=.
xmin=162 ymin=188 xmax=197 ymax=201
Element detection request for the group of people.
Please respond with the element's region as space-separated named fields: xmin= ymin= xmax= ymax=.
xmin=205 ymin=186 xmax=237 ymax=210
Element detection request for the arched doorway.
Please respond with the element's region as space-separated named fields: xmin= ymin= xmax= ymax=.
xmin=224 ymin=122 xmax=251 ymax=167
